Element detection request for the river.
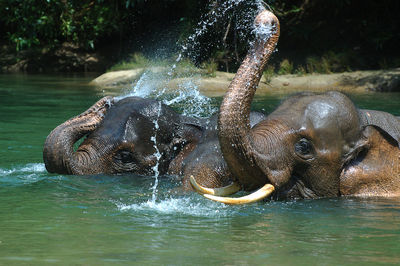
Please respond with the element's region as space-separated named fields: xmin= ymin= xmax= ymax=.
xmin=0 ymin=73 xmax=400 ymax=265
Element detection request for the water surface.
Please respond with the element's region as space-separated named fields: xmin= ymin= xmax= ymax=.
xmin=1 ymin=74 xmax=400 ymax=265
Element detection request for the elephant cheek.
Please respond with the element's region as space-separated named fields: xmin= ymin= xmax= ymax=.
xmin=305 ymin=166 xmax=341 ymax=197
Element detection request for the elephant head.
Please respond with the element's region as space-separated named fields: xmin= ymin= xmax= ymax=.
xmin=191 ymin=9 xmax=400 ymax=203
xmin=43 ymin=96 xmax=202 ymax=175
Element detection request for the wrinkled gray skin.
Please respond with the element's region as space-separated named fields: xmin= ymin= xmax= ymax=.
xmin=180 ymin=111 xmax=266 ymax=189
xmin=43 ymin=95 xmax=265 ymax=189
xmin=218 ymin=10 xmax=400 ymax=200
xmin=44 ymin=97 xmax=187 ymax=176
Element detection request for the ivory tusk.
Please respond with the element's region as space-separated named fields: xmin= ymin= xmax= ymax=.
xmin=189 ymin=175 xmax=241 ymax=196
xmin=202 ymin=184 xmax=275 ymax=205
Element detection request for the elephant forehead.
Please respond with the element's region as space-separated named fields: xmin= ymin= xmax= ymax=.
xmin=305 ymin=101 xmax=339 ymax=129
xmin=303 ymin=100 xmax=361 ymax=147
xmin=122 ymin=116 xmax=157 ymax=143
xmin=93 ymin=111 xmax=155 ymax=144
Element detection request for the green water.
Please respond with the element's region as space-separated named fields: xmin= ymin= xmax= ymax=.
xmin=1 ymin=74 xmax=400 ymax=265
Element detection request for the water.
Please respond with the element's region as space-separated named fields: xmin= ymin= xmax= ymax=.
xmin=116 ymin=70 xmax=217 ymax=118
xmin=1 ymin=74 xmax=400 ymax=265
xmin=113 ymin=0 xmax=264 ymax=120
xmin=150 ymin=101 xmax=162 ymax=203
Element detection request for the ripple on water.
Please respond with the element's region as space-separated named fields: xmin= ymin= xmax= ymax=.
xmin=0 ymin=163 xmax=49 ymax=187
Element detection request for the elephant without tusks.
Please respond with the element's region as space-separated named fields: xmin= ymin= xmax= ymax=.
xmin=190 ymin=9 xmax=400 ymax=204
xmin=43 ymin=95 xmax=265 ymax=190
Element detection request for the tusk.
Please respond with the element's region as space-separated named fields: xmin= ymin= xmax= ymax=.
xmin=190 ymin=175 xmax=241 ymax=196
xmin=202 ymin=184 xmax=275 ymax=205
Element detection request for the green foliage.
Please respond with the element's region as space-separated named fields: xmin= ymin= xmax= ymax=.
xmin=0 ymin=0 xmax=398 ymax=72
xmin=277 ymin=59 xmax=293 ymax=75
xmin=0 ymin=0 xmax=128 ymax=51
xmin=108 ymin=53 xmax=150 ymax=71
xmin=263 ymin=65 xmax=275 ymax=83
xmin=294 ymin=65 xmax=306 ymax=76
xmin=304 ymin=51 xmax=353 ymax=74
xmin=306 ymin=56 xmax=328 ymax=74
xmin=108 ymin=53 xmax=206 ymax=78
xmin=201 ymin=59 xmax=218 ymax=77
xmin=261 ymin=50 xmax=356 ymax=81
xmin=0 ymin=0 xmax=61 ymax=50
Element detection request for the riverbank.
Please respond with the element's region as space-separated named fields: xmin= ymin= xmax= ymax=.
xmin=91 ymin=68 xmax=400 ymax=97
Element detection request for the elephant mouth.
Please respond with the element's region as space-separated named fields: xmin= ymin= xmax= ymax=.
xmin=189 ymin=176 xmax=275 ymax=205
xmin=271 ymin=176 xmax=318 ymax=200
xmin=190 ymin=175 xmax=317 ymax=204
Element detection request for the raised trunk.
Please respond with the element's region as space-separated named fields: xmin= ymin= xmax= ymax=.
xmin=43 ymin=96 xmax=112 ymax=174
xmin=218 ymin=10 xmax=280 ymax=190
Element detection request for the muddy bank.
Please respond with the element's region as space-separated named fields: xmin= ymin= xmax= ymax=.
xmin=91 ymin=68 xmax=400 ymax=97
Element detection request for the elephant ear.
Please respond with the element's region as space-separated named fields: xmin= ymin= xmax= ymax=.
xmin=359 ymin=109 xmax=400 ymax=148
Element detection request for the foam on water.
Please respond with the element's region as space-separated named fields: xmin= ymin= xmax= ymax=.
xmin=115 ymin=196 xmax=232 ymax=218
xmin=0 ymin=163 xmax=46 ymax=176
xmin=0 ymin=163 xmax=48 ymax=186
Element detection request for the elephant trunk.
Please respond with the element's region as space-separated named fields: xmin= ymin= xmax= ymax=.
xmin=218 ymin=10 xmax=280 ymax=190
xmin=43 ymin=96 xmax=113 ymax=174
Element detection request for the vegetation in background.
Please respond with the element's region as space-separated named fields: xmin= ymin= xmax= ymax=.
xmin=108 ymin=52 xmax=150 ymax=72
xmin=201 ymin=59 xmax=218 ymax=78
xmin=277 ymin=59 xmax=293 ymax=75
xmin=0 ymin=0 xmax=399 ymax=73
xmin=108 ymin=52 xmax=218 ymax=78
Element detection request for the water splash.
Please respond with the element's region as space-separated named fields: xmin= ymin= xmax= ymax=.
xmin=116 ymin=70 xmax=217 ymax=118
xmin=114 ymin=0 xmax=267 ymax=201
xmin=115 ymin=196 xmax=232 ymax=218
xmin=179 ymin=0 xmax=264 ymax=62
xmin=0 ymin=163 xmax=48 ymax=186
xmin=115 ymin=0 xmax=266 ymax=119
xmin=149 ymin=101 xmax=162 ymax=203
xmin=162 ymin=80 xmax=216 ymax=117
xmin=115 ymin=71 xmax=162 ymax=101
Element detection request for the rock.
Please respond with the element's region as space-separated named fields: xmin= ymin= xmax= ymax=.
xmin=91 ymin=68 xmax=400 ymax=96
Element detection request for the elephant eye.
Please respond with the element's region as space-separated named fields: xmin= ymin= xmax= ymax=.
xmin=116 ymin=150 xmax=136 ymax=163
xmin=294 ymin=138 xmax=314 ymax=159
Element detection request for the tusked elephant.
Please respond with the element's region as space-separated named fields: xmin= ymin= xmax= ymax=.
xmin=43 ymin=95 xmax=265 ymax=190
xmin=190 ymin=9 xmax=400 ymax=204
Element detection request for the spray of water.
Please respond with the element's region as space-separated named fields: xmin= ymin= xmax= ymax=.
xmin=116 ymin=0 xmax=267 ymax=118
xmin=180 ymin=0 xmax=265 ymax=62
xmin=149 ymin=101 xmax=162 ymax=203
xmin=114 ymin=0 xmax=267 ymax=207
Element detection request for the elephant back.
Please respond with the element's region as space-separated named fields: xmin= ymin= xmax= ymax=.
xmin=359 ymin=109 xmax=400 ymax=147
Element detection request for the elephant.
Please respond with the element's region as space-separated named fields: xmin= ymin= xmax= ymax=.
xmin=190 ymin=9 xmax=400 ymax=203
xmin=43 ymin=95 xmax=265 ymax=190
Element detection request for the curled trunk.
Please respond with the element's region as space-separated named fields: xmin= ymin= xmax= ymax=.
xmin=218 ymin=10 xmax=280 ymax=190
xmin=43 ymin=96 xmax=113 ymax=174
